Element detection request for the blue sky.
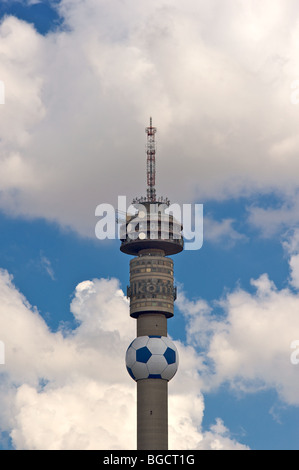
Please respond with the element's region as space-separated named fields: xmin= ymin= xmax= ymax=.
xmin=0 ymin=0 xmax=299 ymax=450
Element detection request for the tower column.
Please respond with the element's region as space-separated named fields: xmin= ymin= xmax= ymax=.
xmin=137 ymin=379 xmax=168 ymax=450
xmin=136 ymin=312 xmax=168 ymax=450
xmin=137 ymin=314 xmax=167 ymax=337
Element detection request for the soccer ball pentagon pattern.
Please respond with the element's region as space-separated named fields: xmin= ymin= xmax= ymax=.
xmin=126 ymin=335 xmax=178 ymax=381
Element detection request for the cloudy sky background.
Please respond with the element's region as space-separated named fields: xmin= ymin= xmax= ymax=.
xmin=0 ymin=0 xmax=299 ymax=449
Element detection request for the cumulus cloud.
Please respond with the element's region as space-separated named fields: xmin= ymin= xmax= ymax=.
xmin=0 ymin=270 xmax=135 ymax=449
xmin=0 ymin=1 xmax=299 ymax=236
xmin=196 ymin=418 xmax=249 ymax=450
xmin=0 ymin=269 xmax=247 ymax=449
xmin=247 ymin=191 xmax=299 ymax=237
xmin=177 ymin=230 xmax=299 ymax=406
xmin=283 ymin=229 xmax=299 ymax=290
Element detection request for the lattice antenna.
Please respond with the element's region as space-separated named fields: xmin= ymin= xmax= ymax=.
xmin=145 ymin=117 xmax=157 ymax=202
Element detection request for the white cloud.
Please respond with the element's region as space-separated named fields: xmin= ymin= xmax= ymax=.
xmin=177 ymin=230 xmax=299 ymax=406
xmin=11 ymin=381 xmax=136 ymax=450
xmin=283 ymin=228 xmax=299 ymax=290
xmin=40 ymin=253 xmax=55 ymax=280
xmin=247 ymin=192 xmax=299 ymax=237
xmin=204 ymin=216 xmax=247 ymax=246
xmin=0 ymin=1 xmax=299 ymax=236
xmin=0 ymin=270 xmax=137 ymax=448
xmin=196 ymin=418 xmax=249 ymax=450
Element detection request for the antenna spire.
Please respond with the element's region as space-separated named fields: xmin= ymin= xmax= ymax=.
xmin=145 ymin=117 xmax=157 ymax=202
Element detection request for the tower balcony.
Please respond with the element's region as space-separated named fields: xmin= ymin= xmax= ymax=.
xmin=120 ymin=201 xmax=184 ymax=256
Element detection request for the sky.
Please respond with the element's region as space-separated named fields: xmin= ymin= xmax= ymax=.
xmin=0 ymin=0 xmax=298 ymax=450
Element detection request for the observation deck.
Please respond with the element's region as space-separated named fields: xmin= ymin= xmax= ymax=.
xmin=120 ymin=201 xmax=184 ymax=256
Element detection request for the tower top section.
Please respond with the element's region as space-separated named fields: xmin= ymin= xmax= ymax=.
xmin=120 ymin=119 xmax=184 ymax=256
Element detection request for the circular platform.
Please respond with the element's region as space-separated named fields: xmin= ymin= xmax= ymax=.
xmin=120 ymin=238 xmax=183 ymax=256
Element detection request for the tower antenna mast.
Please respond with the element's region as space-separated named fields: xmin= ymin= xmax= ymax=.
xmin=146 ymin=117 xmax=157 ymax=202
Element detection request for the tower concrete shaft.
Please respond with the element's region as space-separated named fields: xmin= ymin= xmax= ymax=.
xmin=137 ymin=379 xmax=168 ymax=450
xmin=122 ymin=120 xmax=183 ymax=450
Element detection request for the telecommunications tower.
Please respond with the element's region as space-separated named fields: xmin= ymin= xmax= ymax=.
xmin=121 ymin=118 xmax=184 ymax=450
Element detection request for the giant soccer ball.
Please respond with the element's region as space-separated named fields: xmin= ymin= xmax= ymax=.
xmin=125 ymin=335 xmax=178 ymax=381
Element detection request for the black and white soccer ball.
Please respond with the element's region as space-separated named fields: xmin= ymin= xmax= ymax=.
xmin=125 ymin=335 xmax=178 ymax=381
